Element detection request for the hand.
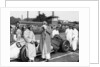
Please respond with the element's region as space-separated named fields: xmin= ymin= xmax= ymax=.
xmin=16 ymin=42 xmax=22 ymax=48
xmin=30 ymin=41 xmax=35 ymax=44
xmin=34 ymin=41 xmax=38 ymax=47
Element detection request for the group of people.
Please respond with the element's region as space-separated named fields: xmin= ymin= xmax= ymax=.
xmin=10 ymin=21 xmax=52 ymax=62
xmin=51 ymin=24 xmax=79 ymax=52
xmin=65 ymin=25 xmax=79 ymax=51
xmin=10 ymin=21 xmax=79 ymax=62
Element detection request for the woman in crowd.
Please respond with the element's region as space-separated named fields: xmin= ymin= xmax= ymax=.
xmin=16 ymin=26 xmax=25 ymax=47
xmin=10 ymin=25 xmax=25 ymax=59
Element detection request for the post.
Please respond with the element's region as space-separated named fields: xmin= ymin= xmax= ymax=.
xmin=38 ymin=11 xmax=40 ymax=15
xmin=52 ymin=11 xmax=54 ymax=17
xmin=21 ymin=15 xmax=23 ymax=20
xmin=27 ymin=11 xmax=29 ymax=21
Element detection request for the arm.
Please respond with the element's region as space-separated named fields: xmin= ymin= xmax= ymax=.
xmin=32 ymin=32 xmax=36 ymax=42
xmin=13 ymin=34 xmax=17 ymax=41
xmin=24 ymin=31 xmax=31 ymax=43
xmin=46 ymin=27 xmax=51 ymax=35
xmin=65 ymin=29 xmax=68 ymax=39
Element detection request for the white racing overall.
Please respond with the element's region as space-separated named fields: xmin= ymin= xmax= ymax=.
xmin=24 ymin=29 xmax=36 ymax=61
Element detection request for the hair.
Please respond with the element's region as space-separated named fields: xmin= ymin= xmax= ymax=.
xmin=21 ymin=27 xmax=24 ymax=37
xmin=56 ymin=26 xmax=59 ymax=29
xmin=27 ymin=26 xmax=30 ymax=30
xmin=68 ymin=25 xmax=72 ymax=29
xmin=16 ymin=21 xmax=19 ymax=24
xmin=41 ymin=26 xmax=45 ymax=32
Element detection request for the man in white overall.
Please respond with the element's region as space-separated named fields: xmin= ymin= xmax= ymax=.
xmin=72 ymin=27 xmax=79 ymax=51
xmin=65 ymin=26 xmax=73 ymax=48
xmin=51 ymin=26 xmax=59 ymax=38
xmin=24 ymin=26 xmax=36 ymax=62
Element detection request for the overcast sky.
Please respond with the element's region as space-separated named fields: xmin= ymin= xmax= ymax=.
xmin=10 ymin=11 xmax=79 ymax=21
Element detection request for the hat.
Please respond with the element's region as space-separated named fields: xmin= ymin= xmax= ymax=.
xmin=53 ymin=25 xmax=57 ymax=29
xmin=42 ymin=25 xmax=47 ymax=30
xmin=43 ymin=21 xmax=47 ymax=25
xmin=10 ymin=26 xmax=12 ymax=29
xmin=16 ymin=21 xmax=20 ymax=24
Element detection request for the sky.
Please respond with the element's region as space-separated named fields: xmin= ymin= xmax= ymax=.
xmin=10 ymin=11 xmax=79 ymax=21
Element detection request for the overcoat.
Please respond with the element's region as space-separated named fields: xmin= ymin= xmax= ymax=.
xmin=24 ymin=29 xmax=36 ymax=58
xmin=72 ymin=28 xmax=78 ymax=51
xmin=65 ymin=28 xmax=73 ymax=46
xmin=39 ymin=26 xmax=51 ymax=54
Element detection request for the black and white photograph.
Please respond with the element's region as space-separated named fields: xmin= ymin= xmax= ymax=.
xmin=10 ymin=11 xmax=79 ymax=62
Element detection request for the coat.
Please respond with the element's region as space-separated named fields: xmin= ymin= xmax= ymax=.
xmin=72 ymin=28 xmax=78 ymax=51
xmin=39 ymin=26 xmax=51 ymax=54
xmin=51 ymin=29 xmax=59 ymax=38
xmin=24 ymin=29 xmax=36 ymax=58
xmin=65 ymin=28 xmax=73 ymax=46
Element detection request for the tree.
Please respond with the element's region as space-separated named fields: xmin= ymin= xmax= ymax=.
xmin=33 ymin=13 xmax=46 ymax=22
xmin=10 ymin=16 xmax=21 ymax=25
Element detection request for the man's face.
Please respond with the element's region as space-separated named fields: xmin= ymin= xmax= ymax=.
xmin=30 ymin=27 xmax=33 ymax=31
xmin=17 ymin=23 xmax=20 ymax=27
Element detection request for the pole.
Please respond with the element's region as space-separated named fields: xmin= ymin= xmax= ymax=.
xmin=27 ymin=11 xmax=29 ymax=21
xmin=52 ymin=11 xmax=54 ymax=17
xmin=21 ymin=15 xmax=23 ymax=20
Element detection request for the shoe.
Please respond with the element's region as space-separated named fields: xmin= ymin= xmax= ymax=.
xmin=71 ymin=50 xmax=75 ymax=52
xmin=41 ymin=58 xmax=46 ymax=61
xmin=46 ymin=59 xmax=49 ymax=62
xmin=31 ymin=60 xmax=34 ymax=62
xmin=29 ymin=60 xmax=34 ymax=62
